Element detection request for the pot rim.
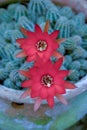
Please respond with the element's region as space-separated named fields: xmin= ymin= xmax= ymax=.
xmin=0 ymin=75 xmax=87 ymax=104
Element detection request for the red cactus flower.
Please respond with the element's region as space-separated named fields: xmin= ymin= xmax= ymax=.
xmin=16 ymin=21 xmax=65 ymax=62
xmin=19 ymin=56 xmax=76 ymax=111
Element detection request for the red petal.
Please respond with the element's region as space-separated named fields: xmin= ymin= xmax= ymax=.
xmin=20 ymin=88 xmax=31 ymax=98
xmin=35 ymin=24 xmax=42 ymax=33
xmin=64 ymin=81 xmax=77 ymax=89
xmin=50 ymin=30 xmax=59 ymax=39
xmin=56 ymin=38 xmax=66 ymax=44
xmin=47 ymin=96 xmax=54 ymax=108
xmin=29 ymin=67 xmax=39 ymax=77
xmin=26 ymin=55 xmax=35 ymax=62
xmin=19 ymin=70 xmax=30 ymax=78
xmin=44 ymin=20 xmax=50 ymax=32
xmin=34 ymin=98 xmax=42 ymax=111
xmin=54 ymin=57 xmax=63 ymax=70
xmin=16 ymin=38 xmax=25 ymax=45
xmin=31 ymin=83 xmax=42 ymax=92
xmin=20 ymin=27 xmax=34 ymax=37
xmin=16 ymin=51 xmax=27 ymax=58
xmin=52 ymin=51 xmax=63 ymax=59
xmin=21 ymin=80 xmax=32 ymax=88
xmin=31 ymin=91 xmax=39 ymax=98
xmin=58 ymin=70 xmax=70 ymax=78
xmin=56 ymin=94 xmax=68 ymax=105
xmin=40 ymin=87 xmax=48 ymax=99
xmin=47 ymin=87 xmax=55 ymax=97
xmin=54 ymin=85 xmax=65 ymax=94
xmin=34 ymin=53 xmax=44 ymax=67
xmin=34 ymin=53 xmax=41 ymax=66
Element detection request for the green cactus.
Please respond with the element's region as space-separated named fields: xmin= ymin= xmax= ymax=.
xmin=28 ymin=0 xmax=47 ymax=16
xmin=68 ymin=70 xmax=80 ymax=81
xmin=4 ymin=44 xmax=16 ymax=60
xmin=63 ymin=37 xmax=77 ymax=51
xmin=60 ymin=6 xmax=74 ymax=19
xmin=7 ymin=3 xmax=19 ymax=17
xmin=3 ymin=78 xmax=16 ymax=89
xmin=36 ymin=16 xmax=46 ymax=25
xmin=0 ymin=59 xmax=9 ymax=67
xmin=18 ymin=16 xmax=34 ymax=31
xmin=54 ymin=17 xmax=71 ymax=38
xmin=77 ymin=24 xmax=87 ymax=38
xmin=0 ymin=8 xmax=12 ymax=22
xmin=9 ymin=69 xmax=20 ymax=82
xmin=57 ymin=44 xmax=65 ymax=55
xmin=79 ymin=59 xmax=87 ymax=70
xmin=13 ymin=4 xmax=29 ymax=21
xmin=81 ymin=38 xmax=87 ymax=49
xmin=5 ymin=61 xmax=19 ymax=73
xmin=71 ymin=47 xmax=87 ymax=60
xmin=0 ymin=42 xmax=7 ymax=59
xmin=73 ymin=12 xmax=85 ymax=27
xmin=79 ymin=70 xmax=86 ymax=78
xmin=64 ymin=55 xmax=72 ymax=68
xmin=46 ymin=7 xmax=60 ymax=25
xmin=10 ymin=29 xmax=23 ymax=43
xmin=0 ymin=69 xmax=8 ymax=80
xmin=72 ymin=35 xmax=82 ymax=45
xmin=0 ymin=22 xmax=15 ymax=37
xmin=68 ymin=61 xmax=81 ymax=70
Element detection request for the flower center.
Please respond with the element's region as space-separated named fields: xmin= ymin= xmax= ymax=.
xmin=36 ymin=40 xmax=47 ymax=51
xmin=41 ymin=74 xmax=53 ymax=87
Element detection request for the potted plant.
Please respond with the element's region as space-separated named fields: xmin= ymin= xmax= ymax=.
xmin=0 ymin=0 xmax=87 ymax=129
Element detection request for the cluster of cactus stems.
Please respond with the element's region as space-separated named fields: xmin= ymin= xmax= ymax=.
xmin=0 ymin=0 xmax=87 ymax=90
